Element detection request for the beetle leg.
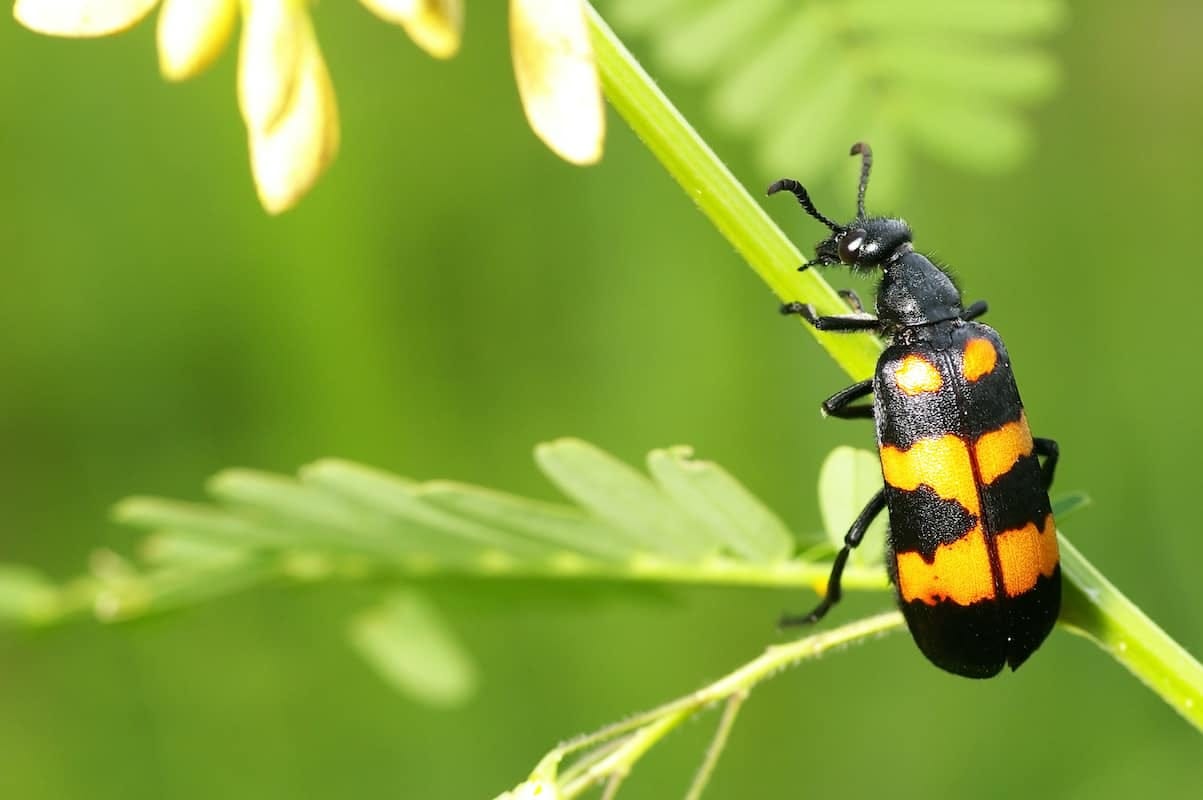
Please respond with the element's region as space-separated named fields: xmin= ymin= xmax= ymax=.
xmin=837 ymin=288 xmax=865 ymax=313
xmin=822 ymin=379 xmax=874 ymax=420
xmin=961 ymin=300 xmax=988 ymax=321
xmin=781 ymin=302 xmax=881 ymax=332
xmin=780 ymin=488 xmax=888 ymax=627
xmin=1034 ymin=437 xmax=1059 ymax=490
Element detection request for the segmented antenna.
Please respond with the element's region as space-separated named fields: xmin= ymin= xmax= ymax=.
xmin=766 ymin=178 xmax=841 ymax=232
xmin=850 ymin=141 xmax=873 ymax=219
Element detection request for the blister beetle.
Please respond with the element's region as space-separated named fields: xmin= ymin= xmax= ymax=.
xmin=771 ymin=143 xmax=1060 ymax=678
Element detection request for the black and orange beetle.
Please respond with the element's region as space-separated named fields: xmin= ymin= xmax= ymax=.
xmin=771 ymin=143 xmax=1060 ymax=678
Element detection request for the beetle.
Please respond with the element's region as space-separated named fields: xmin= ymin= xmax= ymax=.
xmin=770 ymin=143 xmax=1060 ymax=678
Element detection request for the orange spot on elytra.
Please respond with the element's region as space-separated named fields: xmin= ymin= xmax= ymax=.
xmin=896 ymin=526 xmax=996 ymax=606
xmin=894 ymin=355 xmax=943 ymax=396
xmin=974 ymin=414 xmax=1034 ymax=484
xmin=880 ymin=436 xmax=980 ymax=516
xmin=962 ymin=337 xmax=998 ymax=381
xmin=996 ymin=514 xmax=1059 ymax=598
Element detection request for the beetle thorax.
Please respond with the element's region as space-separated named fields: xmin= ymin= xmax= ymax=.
xmin=875 ymin=252 xmax=963 ymax=331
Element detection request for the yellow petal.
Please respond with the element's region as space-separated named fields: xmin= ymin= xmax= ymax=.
xmin=509 ymin=0 xmax=604 ymax=165
xmin=237 ymin=0 xmax=304 ymax=134
xmin=360 ymin=0 xmax=463 ymax=59
xmin=243 ymin=11 xmax=340 ymax=214
xmin=14 ymin=0 xmax=158 ymax=37
xmin=157 ymin=0 xmax=237 ymax=81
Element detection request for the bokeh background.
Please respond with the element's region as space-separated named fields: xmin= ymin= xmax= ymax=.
xmin=2 ymin=2 xmax=1202 ymax=798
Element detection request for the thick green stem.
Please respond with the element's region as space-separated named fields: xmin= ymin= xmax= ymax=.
xmin=1059 ymin=535 xmax=1203 ymax=731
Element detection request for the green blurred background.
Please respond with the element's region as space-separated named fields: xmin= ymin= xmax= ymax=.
xmin=1 ymin=2 xmax=1202 ymax=797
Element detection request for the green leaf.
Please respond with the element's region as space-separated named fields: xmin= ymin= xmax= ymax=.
xmin=535 ymin=438 xmax=712 ymax=560
xmin=646 ymin=446 xmax=793 ymax=562
xmin=1052 ymin=491 xmax=1091 ymax=520
xmin=652 ymin=0 xmax=786 ymax=79
xmin=202 ymin=470 xmax=412 ymax=560
xmin=606 ymin=0 xmax=692 ymax=29
xmin=707 ymin=6 xmax=824 ymax=134
xmin=138 ymin=531 xmax=251 ymax=566
xmin=759 ymin=60 xmax=865 ymax=179
xmin=208 ymin=469 xmax=374 ymax=534
xmin=17 ymin=438 xmax=883 ymax=632
xmin=899 ymin=96 xmax=1029 ymax=172
xmin=348 ymin=589 xmax=477 ymax=707
xmin=817 ymin=446 xmax=886 ymax=567
xmin=114 ymin=497 xmax=292 ymax=549
xmin=838 ymin=0 xmax=1066 ymax=35
xmin=607 ymin=0 xmax=1067 ymax=188
xmin=861 ymin=44 xmax=1059 ymax=104
xmin=302 ymin=459 xmax=560 ymax=563
xmin=417 ymin=481 xmax=637 ymax=563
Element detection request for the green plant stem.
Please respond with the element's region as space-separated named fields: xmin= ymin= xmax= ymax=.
xmin=17 ymin=553 xmax=884 ymax=631
xmin=584 ymin=2 xmax=1203 ymax=733
xmin=1058 ymin=535 xmax=1203 ymax=730
xmin=684 ymin=691 xmax=746 ymax=800
xmin=561 ymin=711 xmax=690 ymax=799
xmin=584 ymin=4 xmax=882 ymax=383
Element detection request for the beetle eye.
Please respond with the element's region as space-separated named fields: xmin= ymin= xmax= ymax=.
xmin=838 ymin=228 xmax=867 ymax=264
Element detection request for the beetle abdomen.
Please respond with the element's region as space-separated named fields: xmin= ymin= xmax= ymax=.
xmin=874 ymin=322 xmax=1060 ymax=678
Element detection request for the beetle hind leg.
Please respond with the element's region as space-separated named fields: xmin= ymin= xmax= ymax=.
xmin=1034 ymin=437 xmax=1059 ymax=489
xmin=780 ymin=489 xmax=887 ymax=627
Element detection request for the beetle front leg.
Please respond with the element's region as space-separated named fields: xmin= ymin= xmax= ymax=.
xmin=780 ymin=302 xmax=881 ymax=333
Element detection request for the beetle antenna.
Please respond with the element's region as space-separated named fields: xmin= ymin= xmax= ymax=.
xmin=766 ymin=178 xmax=842 ymax=232
xmin=850 ymin=141 xmax=873 ymax=218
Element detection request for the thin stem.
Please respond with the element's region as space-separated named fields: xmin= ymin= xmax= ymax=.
xmin=547 ymin=613 xmax=904 ymax=797
xmin=23 ymin=553 xmax=886 ymax=630
xmin=561 ymin=710 xmax=690 ymax=799
xmin=557 ymin=738 xmax=627 ymax=787
xmin=685 ymin=692 xmax=747 ymax=800
xmin=599 ymin=772 xmax=625 ymax=800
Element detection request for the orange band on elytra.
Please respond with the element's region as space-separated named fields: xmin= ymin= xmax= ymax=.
xmin=973 ymin=414 xmax=1034 ymax=484
xmin=996 ymin=514 xmax=1059 ymax=598
xmin=896 ymin=526 xmax=996 ymax=606
xmin=880 ymin=435 xmax=980 ymax=516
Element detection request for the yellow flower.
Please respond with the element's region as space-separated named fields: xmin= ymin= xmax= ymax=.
xmin=12 ymin=0 xmax=605 ymax=214
xmin=509 ymin=0 xmax=604 ymax=166
xmin=236 ymin=0 xmax=338 ymax=214
xmin=359 ymin=0 xmax=464 ymax=60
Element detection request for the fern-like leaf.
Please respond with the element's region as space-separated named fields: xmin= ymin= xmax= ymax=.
xmin=0 ymin=441 xmax=874 ymax=707
xmin=0 ymin=440 xmax=1091 ymax=709
xmin=606 ymin=0 xmax=1067 ymax=193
